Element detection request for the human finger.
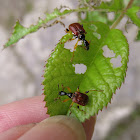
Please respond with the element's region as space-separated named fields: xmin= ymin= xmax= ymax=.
xmin=0 ymin=124 xmax=35 ymax=140
xmin=0 ymin=95 xmax=48 ymax=133
xmin=18 ymin=115 xmax=86 ymax=140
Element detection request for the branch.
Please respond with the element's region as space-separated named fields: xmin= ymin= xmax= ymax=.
xmin=111 ymin=0 xmax=134 ymax=29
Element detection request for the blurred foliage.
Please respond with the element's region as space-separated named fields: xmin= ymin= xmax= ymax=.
xmin=105 ymin=105 xmax=140 ymax=140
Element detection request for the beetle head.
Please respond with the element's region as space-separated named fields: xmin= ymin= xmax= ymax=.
xmin=78 ymin=34 xmax=85 ymax=40
xmin=59 ymin=91 xmax=67 ymax=96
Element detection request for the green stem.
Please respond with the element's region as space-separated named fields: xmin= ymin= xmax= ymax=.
xmin=111 ymin=0 xmax=134 ymax=29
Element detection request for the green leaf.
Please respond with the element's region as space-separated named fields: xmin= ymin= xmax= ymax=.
xmin=97 ymin=0 xmax=123 ymax=12
xmin=43 ymin=22 xmax=129 ymax=122
xmin=135 ymin=29 xmax=140 ymax=41
xmin=126 ymin=6 xmax=140 ymax=27
xmin=84 ymin=10 xmax=120 ymax=26
xmin=4 ymin=7 xmax=90 ymax=48
xmin=84 ymin=11 xmax=108 ymax=23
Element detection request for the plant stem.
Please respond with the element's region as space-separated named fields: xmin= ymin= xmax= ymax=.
xmin=111 ymin=0 xmax=134 ymax=29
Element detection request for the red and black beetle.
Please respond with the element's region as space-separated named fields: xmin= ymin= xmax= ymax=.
xmin=66 ymin=23 xmax=90 ymax=50
xmin=58 ymin=85 xmax=103 ymax=110
xmin=59 ymin=88 xmax=89 ymax=106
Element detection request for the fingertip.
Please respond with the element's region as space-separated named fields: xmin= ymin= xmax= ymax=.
xmin=19 ymin=115 xmax=86 ymax=140
xmin=0 ymin=95 xmax=48 ymax=133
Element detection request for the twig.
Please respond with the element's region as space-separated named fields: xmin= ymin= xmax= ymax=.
xmin=111 ymin=0 xmax=134 ymax=29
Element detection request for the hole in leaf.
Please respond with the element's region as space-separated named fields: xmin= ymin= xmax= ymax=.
xmin=93 ymin=32 xmax=101 ymax=39
xmin=107 ymin=12 xmax=115 ymax=21
xmin=64 ymin=39 xmax=82 ymax=52
xmin=81 ymin=12 xmax=86 ymax=20
xmin=110 ymin=55 xmax=122 ymax=68
xmin=59 ymin=6 xmax=71 ymax=12
xmin=103 ymin=45 xmax=115 ymax=57
xmin=88 ymin=24 xmax=97 ymax=31
xmin=136 ymin=10 xmax=140 ymax=19
xmin=73 ymin=64 xmax=87 ymax=74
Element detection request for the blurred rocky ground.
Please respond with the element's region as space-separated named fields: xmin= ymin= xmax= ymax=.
xmin=0 ymin=0 xmax=140 ymax=140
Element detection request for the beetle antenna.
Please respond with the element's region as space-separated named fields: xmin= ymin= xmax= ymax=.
xmin=62 ymin=84 xmax=65 ymax=91
xmin=91 ymin=89 xmax=103 ymax=92
xmin=85 ymin=89 xmax=103 ymax=93
xmin=54 ymin=84 xmax=61 ymax=101
xmin=58 ymin=84 xmax=60 ymax=91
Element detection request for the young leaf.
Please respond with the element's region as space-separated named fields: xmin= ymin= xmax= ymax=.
xmin=84 ymin=11 xmax=108 ymax=23
xmin=96 ymin=0 xmax=123 ymax=12
xmin=126 ymin=6 xmax=140 ymax=27
xmin=4 ymin=7 xmax=89 ymax=48
xmin=84 ymin=10 xmax=120 ymax=26
xmin=43 ymin=22 xmax=129 ymax=122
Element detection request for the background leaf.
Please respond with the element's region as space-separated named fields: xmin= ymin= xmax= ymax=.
xmin=4 ymin=8 xmax=67 ymax=47
xmin=4 ymin=7 xmax=89 ymax=48
xmin=43 ymin=22 xmax=129 ymax=122
xmin=126 ymin=6 xmax=140 ymax=27
xmin=96 ymin=0 xmax=123 ymax=12
xmin=83 ymin=0 xmax=123 ymax=26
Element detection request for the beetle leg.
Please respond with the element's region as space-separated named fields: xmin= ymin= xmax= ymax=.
xmin=70 ymin=102 xmax=74 ymax=107
xmin=74 ymin=39 xmax=80 ymax=50
xmin=77 ymin=86 xmax=80 ymax=92
xmin=61 ymin=85 xmax=72 ymax=92
xmin=68 ymin=38 xmax=76 ymax=41
xmin=73 ymin=35 xmax=78 ymax=38
xmin=55 ymin=97 xmax=71 ymax=103
xmin=54 ymin=96 xmax=61 ymax=101
xmin=61 ymin=84 xmax=65 ymax=91
xmin=68 ymin=102 xmax=74 ymax=115
xmin=77 ymin=105 xmax=86 ymax=114
xmin=63 ymin=98 xmax=71 ymax=102
xmin=85 ymin=91 xmax=89 ymax=94
xmin=66 ymin=87 xmax=72 ymax=92
xmin=71 ymin=39 xmax=80 ymax=62
xmin=68 ymin=103 xmax=86 ymax=115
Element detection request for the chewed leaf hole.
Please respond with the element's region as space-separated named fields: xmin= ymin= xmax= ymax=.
xmin=110 ymin=55 xmax=122 ymax=68
xmin=88 ymin=24 xmax=97 ymax=31
xmin=103 ymin=45 xmax=115 ymax=57
xmin=64 ymin=39 xmax=82 ymax=52
xmin=93 ymin=32 xmax=101 ymax=39
xmin=81 ymin=12 xmax=86 ymax=20
xmin=73 ymin=64 xmax=87 ymax=74
xmin=107 ymin=12 xmax=115 ymax=21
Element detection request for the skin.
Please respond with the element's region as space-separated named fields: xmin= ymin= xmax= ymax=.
xmin=0 ymin=95 xmax=96 ymax=140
